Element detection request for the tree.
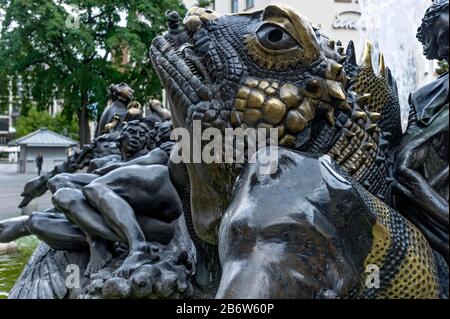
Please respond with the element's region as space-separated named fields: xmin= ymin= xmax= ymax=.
xmin=14 ymin=105 xmax=79 ymax=140
xmin=436 ymin=60 xmax=449 ymax=76
xmin=197 ymin=0 xmax=213 ymax=8
xmin=0 ymin=0 xmax=186 ymax=145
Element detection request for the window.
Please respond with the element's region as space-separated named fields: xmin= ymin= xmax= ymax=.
xmin=231 ymin=0 xmax=238 ymax=13
xmin=246 ymin=0 xmax=255 ymax=9
xmin=0 ymin=118 xmax=9 ymax=132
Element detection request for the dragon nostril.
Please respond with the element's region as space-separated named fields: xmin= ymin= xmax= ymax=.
xmin=267 ymin=29 xmax=284 ymax=43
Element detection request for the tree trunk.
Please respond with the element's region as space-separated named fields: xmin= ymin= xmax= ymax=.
xmin=77 ymin=92 xmax=91 ymax=146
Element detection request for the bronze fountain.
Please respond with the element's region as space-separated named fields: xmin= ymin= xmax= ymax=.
xmin=0 ymin=2 xmax=448 ymax=299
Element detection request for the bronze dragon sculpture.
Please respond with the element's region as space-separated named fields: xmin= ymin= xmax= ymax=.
xmin=3 ymin=4 xmax=448 ymax=299
xmin=149 ymin=5 xmax=448 ymax=298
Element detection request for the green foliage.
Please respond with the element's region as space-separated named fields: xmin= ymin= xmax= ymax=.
xmin=197 ymin=0 xmax=213 ymax=8
xmin=436 ymin=60 xmax=449 ymax=76
xmin=0 ymin=0 xmax=187 ymax=141
xmin=0 ymin=81 xmax=10 ymax=115
xmin=14 ymin=106 xmax=79 ymax=140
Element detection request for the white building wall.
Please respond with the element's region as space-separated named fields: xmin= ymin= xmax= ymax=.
xmin=24 ymin=147 xmax=69 ymax=174
xmin=211 ymin=0 xmax=361 ymax=46
xmin=184 ymin=0 xmax=199 ymax=9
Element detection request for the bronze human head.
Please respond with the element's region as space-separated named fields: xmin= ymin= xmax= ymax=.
xmin=108 ymin=83 xmax=135 ymax=104
xmin=118 ymin=120 xmax=150 ymax=156
xmin=417 ymin=0 xmax=449 ymax=61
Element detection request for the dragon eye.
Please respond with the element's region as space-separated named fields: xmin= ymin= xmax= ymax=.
xmin=256 ymin=24 xmax=300 ymax=51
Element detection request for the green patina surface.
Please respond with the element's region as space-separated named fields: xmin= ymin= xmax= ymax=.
xmin=0 ymin=236 xmax=40 ymax=299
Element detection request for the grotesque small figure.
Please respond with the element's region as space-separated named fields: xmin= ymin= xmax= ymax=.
xmin=149 ymin=99 xmax=171 ymax=122
xmin=103 ymin=114 xmax=121 ymax=133
xmin=165 ymin=10 xmax=188 ymax=47
xmin=167 ymin=10 xmax=181 ymax=29
xmin=92 ymin=120 xmax=174 ymax=177
xmin=96 ymin=83 xmax=135 ymax=136
xmin=123 ymin=101 xmax=144 ymax=122
xmin=127 ymin=101 xmax=142 ymax=110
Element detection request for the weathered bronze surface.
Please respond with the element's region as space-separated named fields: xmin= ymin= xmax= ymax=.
xmin=96 ymin=83 xmax=135 ymax=136
xmin=217 ymin=149 xmax=440 ymax=298
xmin=150 ymin=4 xmax=447 ymax=298
xmin=0 ymin=4 xmax=448 ymax=299
xmin=393 ymin=0 xmax=449 ymax=263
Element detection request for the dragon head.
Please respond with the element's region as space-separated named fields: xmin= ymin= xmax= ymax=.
xmin=150 ymin=5 xmax=399 ymax=244
xmin=150 ymin=5 xmax=349 ymax=147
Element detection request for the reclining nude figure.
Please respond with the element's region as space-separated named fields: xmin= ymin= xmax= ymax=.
xmin=0 ymin=138 xmax=181 ymax=277
xmin=16 ymin=94 xmax=159 ymax=209
xmin=39 ymin=119 xmax=152 ymax=196
xmin=54 ymin=161 xmax=181 ymax=276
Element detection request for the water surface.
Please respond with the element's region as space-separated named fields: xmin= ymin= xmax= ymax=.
xmin=0 ymin=236 xmax=40 ymax=299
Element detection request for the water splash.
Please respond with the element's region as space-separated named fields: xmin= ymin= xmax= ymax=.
xmin=358 ymin=0 xmax=435 ymax=129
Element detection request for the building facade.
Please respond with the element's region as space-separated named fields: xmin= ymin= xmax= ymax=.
xmin=184 ymin=0 xmax=361 ymax=46
xmin=0 ymin=77 xmax=20 ymax=161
